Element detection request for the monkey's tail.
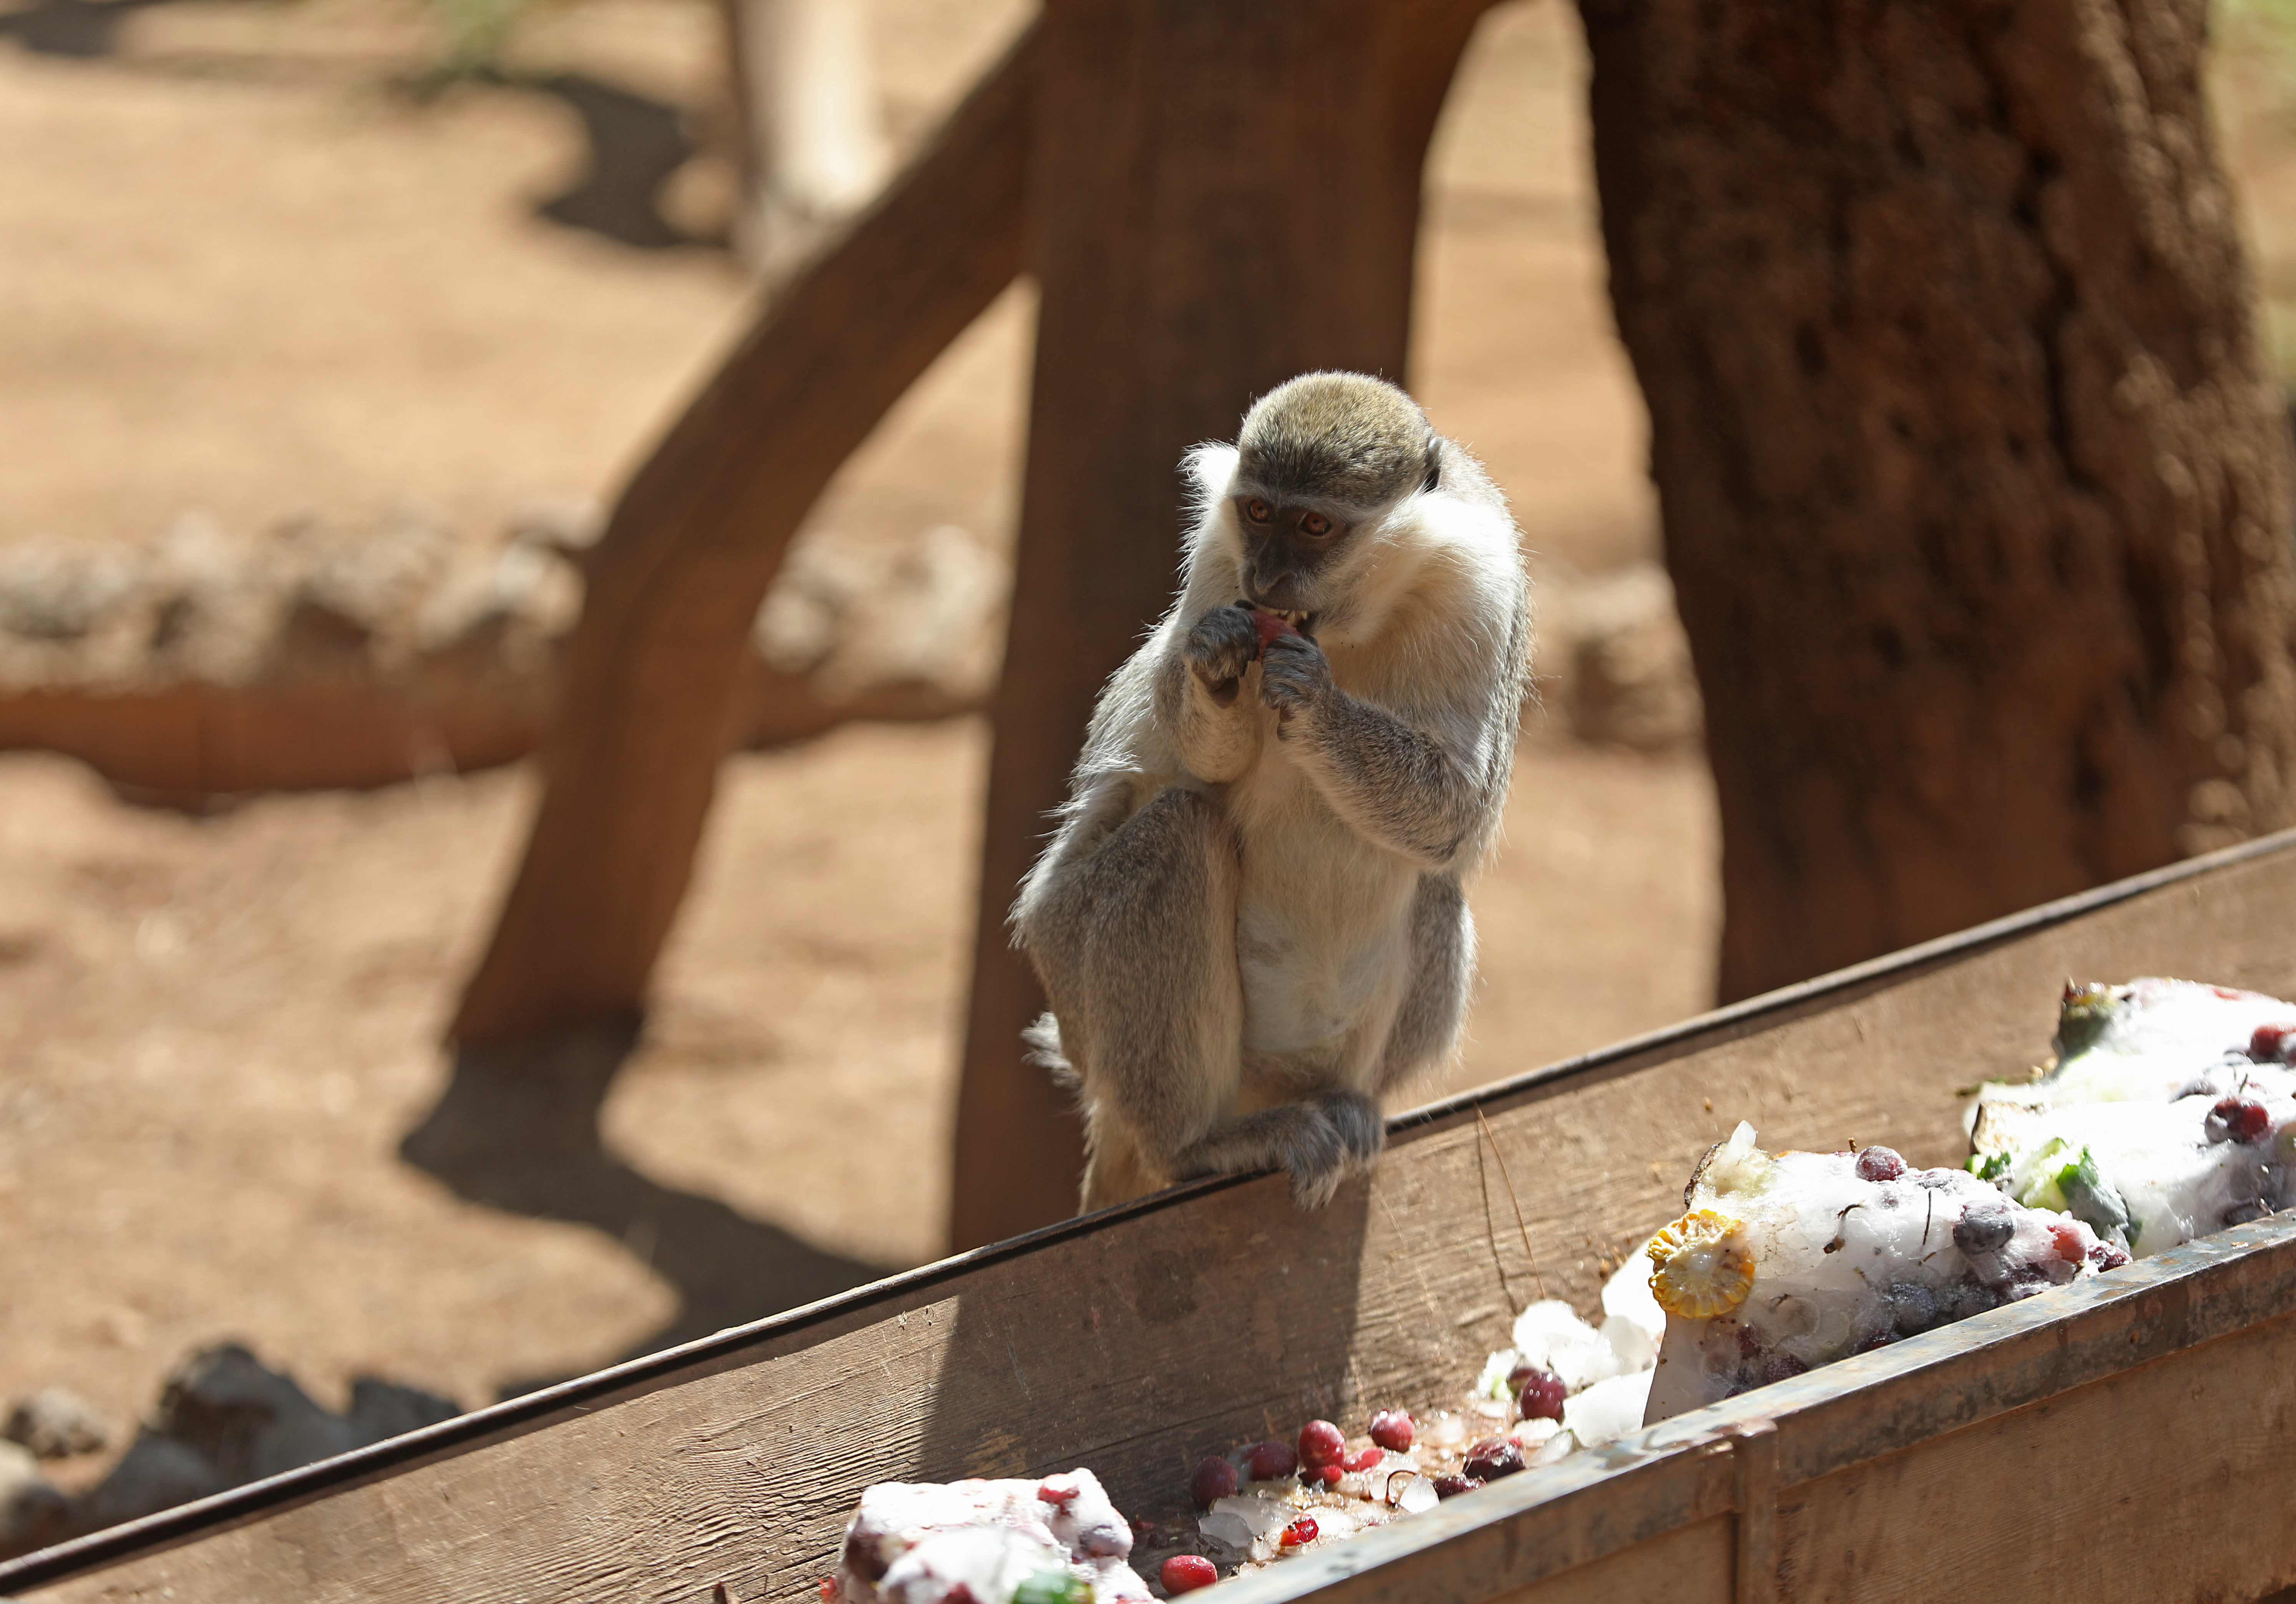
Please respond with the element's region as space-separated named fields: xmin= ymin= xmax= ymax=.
xmin=1022 ymin=1011 xmax=1080 ymax=1091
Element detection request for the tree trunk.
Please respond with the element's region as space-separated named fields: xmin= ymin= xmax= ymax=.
xmin=1577 ymin=0 xmax=2296 ymax=1002
xmin=719 ymin=0 xmax=892 ymax=278
xmin=946 ymin=0 xmax=1497 ymax=1250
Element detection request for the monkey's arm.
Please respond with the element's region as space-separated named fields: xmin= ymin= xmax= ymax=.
xmin=1155 ymin=603 xmax=1264 ymax=783
xmin=1260 ymin=634 xmax=1494 ymax=867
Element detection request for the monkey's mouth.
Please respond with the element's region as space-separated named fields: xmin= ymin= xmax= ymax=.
xmin=1244 ymin=602 xmax=1316 ymax=635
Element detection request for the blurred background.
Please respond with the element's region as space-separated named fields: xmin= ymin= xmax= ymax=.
xmin=3 ymin=0 xmax=2295 ymax=1550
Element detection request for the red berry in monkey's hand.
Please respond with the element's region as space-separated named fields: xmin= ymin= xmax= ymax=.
xmin=1161 ymin=1556 xmax=1219 ymax=1594
xmin=1296 ymin=1420 xmax=1345 ymax=1471
xmin=1251 ymin=608 xmax=1299 ymax=652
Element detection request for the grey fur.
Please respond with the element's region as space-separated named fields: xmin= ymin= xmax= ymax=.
xmin=1015 ymin=372 xmax=1532 ymax=1214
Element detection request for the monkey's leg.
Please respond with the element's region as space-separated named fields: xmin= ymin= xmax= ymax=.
xmin=1374 ymin=875 xmax=1473 ymax=1094
xmin=1022 ymin=785 xmax=1248 ymax=1213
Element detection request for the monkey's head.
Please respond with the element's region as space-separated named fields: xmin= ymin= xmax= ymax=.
xmin=1226 ymin=372 xmax=1439 ymax=628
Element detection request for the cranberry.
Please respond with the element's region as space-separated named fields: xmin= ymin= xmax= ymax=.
xmin=2252 ymin=1023 xmax=2296 ymax=1062
xmin=2207 ymin=1096 xmax=2272 ymax=1145
xmin=1252 ymin=608 xmax=1301 ymax=651
xmin=1297 ymin=1419 xmax=1346 ymax=1470
xmin=2089 ymin=1239 xmax=2130 ymax=1269
xmin=1463 ymin=1436 xmax=1527 ymax=1480
xmin=1513 ymin=1365 xmax=1566 ymax=1423
xmin=2047 ymin=1221 xmax=2086 ymax=1263
xmin=1243 ymin=1440 xmax=1296 ymax=1481
xmin=818 ymin=1581 xmax=839 ymax=1603
xmin=1279 ymin=1517 xmax=1319 ymax=1547
xmin=1161 ymin=1556 xmax=1219 ymax=1595
xmin=1342 ymin=1445 xmax=1384 ymax=1473
xmin=1854 ymin=1145 xmax=1906 ymax=1182
xmin=1310 ymin=1463 xmax=1342 ymax=1488
xmin=1037 ymin=1474 xmax=1080 ymax=1505
xmin=1189 ymin=1455 xmax=1238 ymax=1510
xmin=1432 ymin=1474 xmax=1482 ymax=1499
xmin=1367 ymin=1408 xmax=1416 ymax=1452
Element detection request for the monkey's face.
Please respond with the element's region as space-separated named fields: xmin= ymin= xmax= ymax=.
xmin=1230 ymin=493 xmax=1355 ymax=627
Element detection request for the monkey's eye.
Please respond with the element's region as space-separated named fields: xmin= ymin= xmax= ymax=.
xmin=1299 ymin=512 xmax=1333 ymax=538
xmin=1243 ymin=499 xmax=1273 ymax=524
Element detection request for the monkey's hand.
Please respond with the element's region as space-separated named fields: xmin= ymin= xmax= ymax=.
xmin=1258 ymin=631 xmax=1333 ymax=725
xmin=1183 ymin=604 xmax=1262 ymax=700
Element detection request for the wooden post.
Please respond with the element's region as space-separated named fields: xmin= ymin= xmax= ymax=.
xmin=946 ymin=0 xmax=1498 ymax=1249
xmin=450 ymin=29 xmax=1034 ymax=1048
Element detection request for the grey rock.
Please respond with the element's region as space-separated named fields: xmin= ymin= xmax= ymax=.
xmin=3 ymin=1386 xmax=111 ymax=1458
xmin=155 ymin=1342 xmax=361 ymax=1484
xmin=71 ymin=1431 xmax=225 ymax=1534
xmin=0 ymin=1440 xmax=66 ymax=1556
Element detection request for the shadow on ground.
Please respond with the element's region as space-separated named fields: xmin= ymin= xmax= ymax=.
xmin=0 ymin=0 xmax=169 ymax=57
xmin=399 ymin=1024 xmax=886 ymax=1398
xmin=526 ymin=72 xmax=717 ymax=250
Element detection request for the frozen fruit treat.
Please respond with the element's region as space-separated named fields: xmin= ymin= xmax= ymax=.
xmin=1967 ymin=979 xmax=2296 ymax=1255
xmin=1641 ymin=1124 xmax=2110 ymax=1424
xmin=829 ymin=1470 xmax=1151 ymax=1604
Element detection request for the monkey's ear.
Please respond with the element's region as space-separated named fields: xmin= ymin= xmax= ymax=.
xmin=1421 ymin=434 xmax=1443 ymax=493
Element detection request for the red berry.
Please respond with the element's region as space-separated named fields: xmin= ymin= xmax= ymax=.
xmin=1342 ymin=1445 xmax=1384 ymax=1473
xmin=1311 ymin=1463 xmax=1342 ymax=1488
xmin=1189 ymin=1455 xmax=1238 ymax=1510
xmin=2206 ymin=1096 xmax=2272 ymax=1145
xmin=1432 ymin=1474 xmax=1481 ymax=1499
xmin=2253 ymin=1023 xmax=2296 ymax=1061
xmin=1367 ymin=1408 xmax=1415 ymax=1452
xmin=818 ymin=1582 xmax=839 ymax=1603
xmin=1513 ymin=1365 xmax=1566 ymax=1423
xmin=2047 ymin=1221 xmax=2085 ymax=1263
xmin=1037 ymin=1474 xmax=1080 ymax=1505
xmin=1297 ymin=1418 xmax=1346 ymax=1470
xmin=1463 ymin=1436 xmax=1527 ymax=1480
xmin=1854 ymin=1145 xmax=1906 ymax=1182
xmin=1160 ymin=1556 xmax=1219 ymax=1595
xmin=1251 ymin=608 xmax=1299 ymax=651
xmin=1279 ymin=1517 xmax=1319 ymax=1547
xmin=1243 ymin=1440 xmax=1297 ymax=1481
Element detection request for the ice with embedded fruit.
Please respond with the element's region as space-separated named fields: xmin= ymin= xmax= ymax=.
xmin=1967 ymin=979 xmax=2296 ymax=1254
xmin=1641 ymin=1125 xmax=2114 ymax=1423
xmin=828 ymin=1471 xmax=1151 ymax=1604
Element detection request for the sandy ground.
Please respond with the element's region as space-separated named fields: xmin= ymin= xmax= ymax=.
xmin=2 ymin=0 xmax=2290 ymax=1512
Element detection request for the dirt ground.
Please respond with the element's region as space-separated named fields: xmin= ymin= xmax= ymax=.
xmin=2 ymin=0 xmax=2291 ymax=1505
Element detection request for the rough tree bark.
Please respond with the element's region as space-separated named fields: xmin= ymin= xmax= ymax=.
xmin=1577 ymin=0 xmax=2296 ymax=1002
xmin=947 ymin=0 xmax=1498 ymax=1250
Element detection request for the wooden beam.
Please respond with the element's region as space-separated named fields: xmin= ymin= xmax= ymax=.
xmin=948 ymin=0 xmax=1503 ymax=1251
xmin=450 ymin=25 xmax=1034 ymax=1044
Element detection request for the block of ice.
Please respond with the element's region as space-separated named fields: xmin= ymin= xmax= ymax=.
xmin=1561 ymin=1369 xmax=1653 ymax=1448
xmin=1968 ymin=979 xmax=2296 ymax=1255
xmin=832 ymin=1470 xmax=1151 ymax=1604
xmin=1641 ymin=1126 xmax=2115 ymax=1424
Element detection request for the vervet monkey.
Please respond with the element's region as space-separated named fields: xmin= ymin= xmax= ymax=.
xmin=1015 ymin=371 xmax=1532 ymax=1213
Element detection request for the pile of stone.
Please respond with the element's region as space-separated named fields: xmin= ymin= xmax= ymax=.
xmin=0 ymin=1344 xmax=458 ymax=1560
xmin=0 ymin=504 xmax=1006 ymax=807
xmin=1534 ymin=561 xmax=1704 ymax=753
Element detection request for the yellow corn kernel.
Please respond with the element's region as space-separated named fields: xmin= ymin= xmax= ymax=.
xmin=1646 ymin=1208 xmax=1755 ymax=1319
